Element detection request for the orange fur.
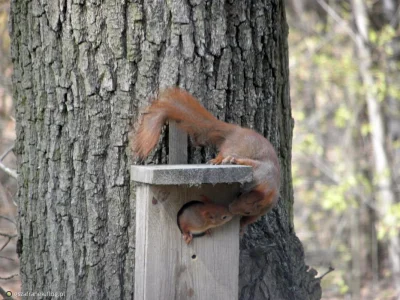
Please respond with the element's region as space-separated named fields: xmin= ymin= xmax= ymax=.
xmin=132 ymin=88 xmax=235 ymax=159
xmin=177 ymin=200 xmax=232 ymax=245
xmin=132 ymin=87 xmax=281 ymax=233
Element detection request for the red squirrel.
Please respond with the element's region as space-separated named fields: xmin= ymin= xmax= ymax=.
xmin=132 ymin=87 xmax=281 ymax=233
xmin=177 ymin=195 xmax=233 ymax=244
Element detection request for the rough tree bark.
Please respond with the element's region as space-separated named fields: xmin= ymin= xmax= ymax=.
xmin=11 ymin=0 xmax=321 ymax=299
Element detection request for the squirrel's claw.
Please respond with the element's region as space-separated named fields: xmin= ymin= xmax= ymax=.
xmin=183 ymin=233 xmax=193 ymax=245
xmin=222 ymin=155 xmax=237 ymax=164
xmin=207 ymin=158 xmax=221 ymax=165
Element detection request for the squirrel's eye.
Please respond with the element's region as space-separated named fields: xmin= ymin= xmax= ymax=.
xmin=209 ymin=215 xmax=214 ymax=219
xmin=222 ymin=216 xmax=227 ymax=220
xmin=245 ymin=212 xmax=251 ymax=215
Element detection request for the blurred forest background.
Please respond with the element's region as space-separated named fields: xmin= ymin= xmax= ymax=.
xmin=0 ymin=0 xmax=399 ymax=299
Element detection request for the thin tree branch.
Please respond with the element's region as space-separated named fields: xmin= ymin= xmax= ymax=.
xmin=0 ymin=233 xmax=17 ymax=239
xmin=316 ymin=0 xmax=359 ymax=43
xmin=5 ymin=186 xmax=18 ymax=208
xmin=0 ymin=236 xmax=12 ymax=252
xmin=0 ymin=255 xmax=15 ymax=262
xmin=0 ymin=144 xmax=14 ymax=161
xmin=289 ymin=32 xmax=337 ymax=69
xmin=0 ymin=161 xmax=17 ymax=179
xmin=0 ymin=274 xmax=18 ymax=280
xmin=0 ymin=215 xmax=16 ymax=226
xmin=390 ymin=4 xmax=400 ymax=27
xmin=318 ymin=266 xmax=335 ymax=279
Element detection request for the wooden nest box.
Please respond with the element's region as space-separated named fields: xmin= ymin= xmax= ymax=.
xmin=131 ymin=124 xmax=252 ymax=300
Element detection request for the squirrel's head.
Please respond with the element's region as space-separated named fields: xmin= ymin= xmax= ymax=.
xmin=201 ymin=204 xmax=233 ymax=226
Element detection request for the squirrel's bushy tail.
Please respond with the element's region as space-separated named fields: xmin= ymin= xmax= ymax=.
xmin=132 ymin=88 xmax=234 ymax=159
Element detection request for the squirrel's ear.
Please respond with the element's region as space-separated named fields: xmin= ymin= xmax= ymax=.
xmin=200 ymin=194 xmax=211 ymax=203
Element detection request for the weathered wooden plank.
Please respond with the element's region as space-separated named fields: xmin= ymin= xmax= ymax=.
xmin=134 ymin=182 xmax=241 ymax=300
xmin=131 ymin=165 xmax=253 ymax=185
xmin=168 ymin=122 xmax=188 ymax=164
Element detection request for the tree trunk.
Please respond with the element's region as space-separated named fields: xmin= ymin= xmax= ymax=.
xmin=352 ymin=0 xmax=400 ymax=297
xmin=11 ymin=0 xmax=321 ymax=299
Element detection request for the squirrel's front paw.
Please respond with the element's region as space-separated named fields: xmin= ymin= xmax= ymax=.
xmin=222 ymin=155 xmax=237 ymax=164
xmin=183 ymin=233 xmax=193 ymax=245
xmin=208 ymin=158 xmax=222 ymax=165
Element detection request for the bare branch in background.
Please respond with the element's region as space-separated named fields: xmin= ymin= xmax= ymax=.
xmin=0 ymin=144 xmax=14 ymax=161
xmin=299 ymin=152 xmax=340 ymax=184
xmin=318 ymin=266 xmax=335 ymax=280
xmin=0 ymin=214 xmax=17 ymax=252
xmin=0 ymin=161 xmax=17 ymax=179
xmin=0 ymin=215 xmax=15 ymax=225
xmin=0 ymin=255 xmax=15 ymax=262
xmin=316 ymin=0 xmax=359 ymax=43
xmin=0 ymin=235 xmax=12 ymax=252
xmin=0 ymin=274 xmax=18 ymax=280
xmin=0 ymin=145 xmax=16 ymax=178
xmin=289 ymin=32 xmax=337 ymax=69
xmin=0 ymin=233 xmax=17 ymax=239
xmin=389 ymin=4 xmax=400 ymax=27
xmin=4 ymin=185 xmax=18 ymax=208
